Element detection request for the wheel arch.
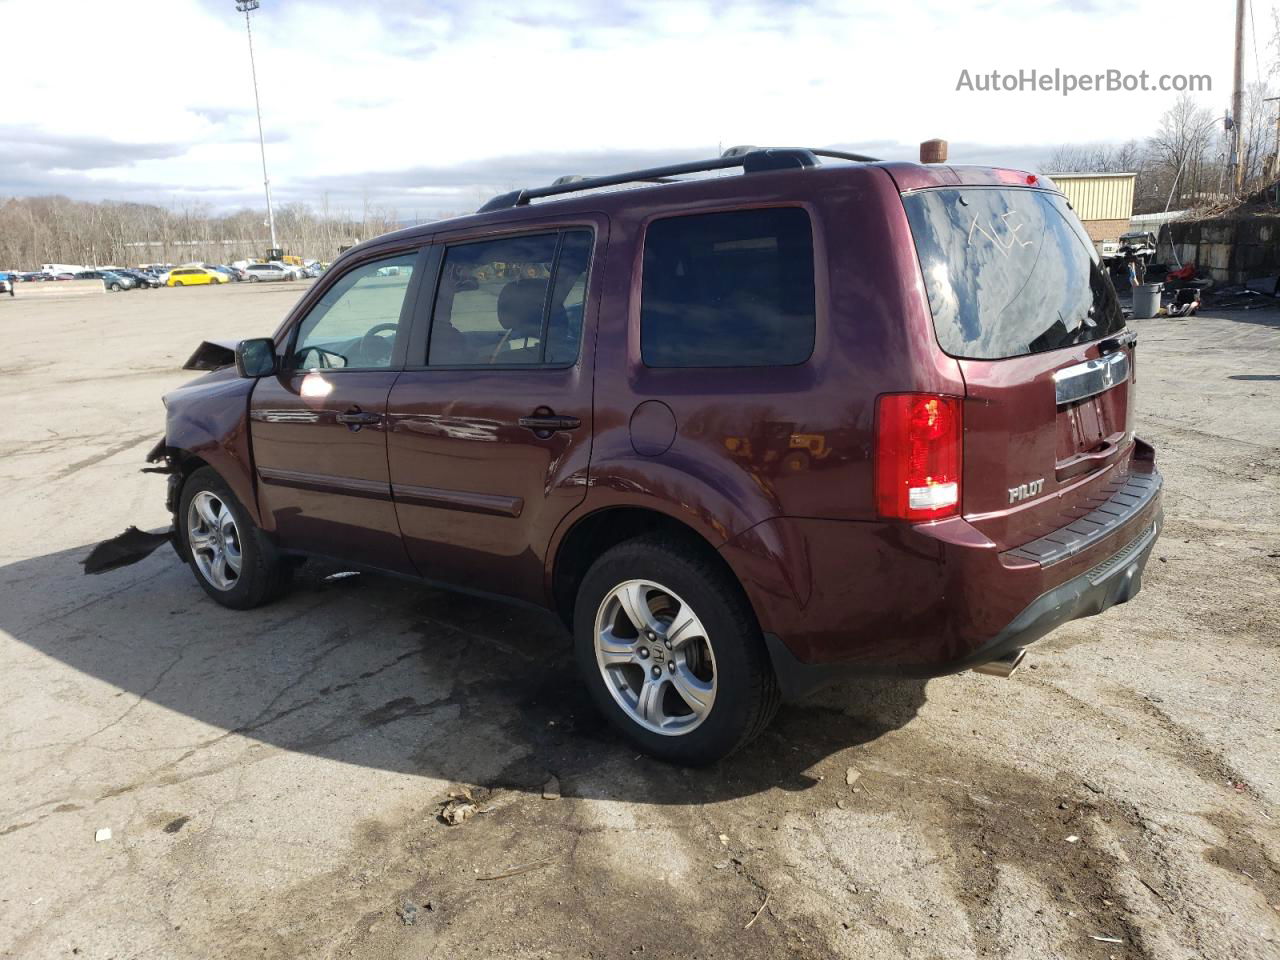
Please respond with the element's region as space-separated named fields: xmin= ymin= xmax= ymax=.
xmin=549 ymin=504 xmax=756 ymax=632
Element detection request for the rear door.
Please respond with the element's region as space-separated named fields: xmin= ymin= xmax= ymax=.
xmin=902 ymin=185 xmax=1138 ymax=549
xmin=385 ymin=223 xmax=602 ymax=603
xmin=249 ymin=248 xmax=425 ymax=572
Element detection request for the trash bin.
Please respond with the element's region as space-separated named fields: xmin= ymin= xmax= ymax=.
xmin=1132 ymin=282 xmax=1163 ymax=319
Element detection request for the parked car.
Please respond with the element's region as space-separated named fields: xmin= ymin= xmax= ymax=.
xmin=115 ymin=269 xmax=161 ymax=289
xmin=74 ymin=269 xmax=135 ymax=291
xmin=242 ymin=262 xmax=292 ymax=282
xmin=167 ymin=267 xmax=228 ymax=287
xmin=212 ymin=265 xmax=244 ymax=282
xmin=0 ymin=272 xmax=13 ymax=297
xmin=148 ymin=147 xmax=1162 ymax=764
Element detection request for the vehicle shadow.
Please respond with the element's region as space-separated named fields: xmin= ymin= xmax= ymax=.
xmin=0 ymin=539 xmax=928 ymax=805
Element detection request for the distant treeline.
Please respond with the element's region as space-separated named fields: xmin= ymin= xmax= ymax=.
xmin=0 ymin=196 xmax=404 ymax=270
xmin=1043 ymin=91 xmax=1280 ymax=215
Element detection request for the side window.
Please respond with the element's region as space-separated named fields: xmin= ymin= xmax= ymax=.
xmin=640 ymin=207 xmax=816 ymax=368
xmin=427 ymin=229 xmax=593 ymax=367
xmin=292 ymin=252 xmax=417 ymax=370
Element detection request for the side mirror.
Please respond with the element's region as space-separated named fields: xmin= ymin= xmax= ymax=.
xmin=235 ymin=338 xmax=278 ymax=378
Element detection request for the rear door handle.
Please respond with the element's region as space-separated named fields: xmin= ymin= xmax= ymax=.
xmin=518 ymin=414 xmax=581 ymax=433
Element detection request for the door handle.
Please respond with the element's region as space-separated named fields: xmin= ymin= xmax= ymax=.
xmin=336 ymin=408 xmax=382 ymax=430
xmin=518 ymin=414 xmax=581 ymax=433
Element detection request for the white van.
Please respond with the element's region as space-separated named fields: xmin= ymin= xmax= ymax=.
xmin=41 ymin=263 xmax=86 ymax=275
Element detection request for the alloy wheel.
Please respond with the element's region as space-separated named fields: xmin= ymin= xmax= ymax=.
xmin=186 ymin=491 xmax=243 ymax=591
xmin=593 ymin=579 xmax=717 ymax=735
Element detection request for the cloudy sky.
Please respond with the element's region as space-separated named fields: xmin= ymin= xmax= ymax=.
xmin=0 ymin=0 xmax=1274 ymax=219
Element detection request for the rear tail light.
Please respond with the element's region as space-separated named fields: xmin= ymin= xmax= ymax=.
xmin=875 ymin=394 xmax=962 ymax=521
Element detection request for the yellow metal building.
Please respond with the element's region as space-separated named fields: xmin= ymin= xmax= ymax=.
xmin=1045 ymin=172 xmax=1136 ymax=251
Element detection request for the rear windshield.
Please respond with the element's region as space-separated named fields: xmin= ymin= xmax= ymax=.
xmin=903 ymin=187 xmax=1124 ymax=360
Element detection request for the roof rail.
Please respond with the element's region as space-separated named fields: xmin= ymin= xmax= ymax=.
xmin=475 ymin=146 xmax=874 ymax=213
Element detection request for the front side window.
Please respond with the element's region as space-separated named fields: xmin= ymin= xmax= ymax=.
xmin=292 ymin=252 xmax=417 ymax=370
xmin=427 ymin=229 xmax=593 ymax=367
xmin=641 ymin=207 xmax=816 ymax=368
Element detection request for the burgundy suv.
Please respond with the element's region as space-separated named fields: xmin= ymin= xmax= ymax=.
xmin=150 ymin=147 xmax=1162 ymax=764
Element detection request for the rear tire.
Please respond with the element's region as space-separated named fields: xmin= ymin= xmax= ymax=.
xmin=573 ymin=535 xmax=780 ymax=765
xmin=178 ymin=466 xmax=291 ymax=609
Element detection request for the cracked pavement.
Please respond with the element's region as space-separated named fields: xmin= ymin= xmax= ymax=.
xmin=0 ymin=285 xmax=1277 ymax=959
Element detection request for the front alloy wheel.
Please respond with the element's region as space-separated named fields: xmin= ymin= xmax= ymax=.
xmin=594 ymin=580 xmax=717 ymax=735
xmin=178 ymin=466 xmax=291 ymax=609
xmin=186 ymin=490 xmax=242 ymax=591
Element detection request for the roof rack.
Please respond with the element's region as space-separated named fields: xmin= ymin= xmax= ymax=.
xmin=476 ymin=145 xmax=879 ymax=213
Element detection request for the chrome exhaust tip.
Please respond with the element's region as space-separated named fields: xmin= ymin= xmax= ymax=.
xmin=972 ymin=647 xmax=1027 ymax=678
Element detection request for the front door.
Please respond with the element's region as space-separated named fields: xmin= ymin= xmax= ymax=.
xmin=386 ymin=225 xmax=602 ymax=603
xmin=250 ymin=248 xmax=424 ymax=573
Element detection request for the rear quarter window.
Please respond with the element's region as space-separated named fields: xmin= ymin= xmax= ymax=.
xmin=903 ymin=187 xmax=1124 ymax=360
xmin=640 ymin=207 xmax=816 ymax=368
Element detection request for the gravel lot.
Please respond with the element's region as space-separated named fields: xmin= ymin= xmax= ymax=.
xmin=1 ymin=283 xmax=1277 ymax=960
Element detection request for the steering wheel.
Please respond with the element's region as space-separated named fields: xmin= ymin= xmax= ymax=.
xmin=356 ymin=322 xmax=399 ymax=365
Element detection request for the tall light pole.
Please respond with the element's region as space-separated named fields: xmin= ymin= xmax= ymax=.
xmin=236 ymin=0 xmax=278 ymax=255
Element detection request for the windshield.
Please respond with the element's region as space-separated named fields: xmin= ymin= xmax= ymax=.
xmin=903 ymin=187 xmax=1125 ymax=360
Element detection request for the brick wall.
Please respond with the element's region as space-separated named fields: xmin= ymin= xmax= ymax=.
xmin=1081 ymin=218 xmax=1129 ymax=245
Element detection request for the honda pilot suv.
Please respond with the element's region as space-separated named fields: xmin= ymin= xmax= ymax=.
xmin=150 ymin=147 xmax=1162 ymax=764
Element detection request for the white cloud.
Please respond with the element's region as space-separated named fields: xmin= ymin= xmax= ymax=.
xmin=0 ymin=0 xmax=1271 ymax=216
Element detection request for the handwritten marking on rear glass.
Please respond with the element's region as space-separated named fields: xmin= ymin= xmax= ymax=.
xmin=967 ymin=211 xmax=1034 ymax=258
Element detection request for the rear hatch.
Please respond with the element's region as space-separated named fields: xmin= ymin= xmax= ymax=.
xmin=902 ymin=183 xmax=1138 ymax=551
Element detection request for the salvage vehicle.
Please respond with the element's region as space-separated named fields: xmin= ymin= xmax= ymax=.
xmin=148 ymin=147 xmax=1163 ymax=764
xmin=1117 ymin=230 xmax=1158 ymax=260
xmin=243 ymin=262 xmax=293 ymax=282
xmin=167 ymin=266 xmax=228 ymax=287
xmin=74 ymin=269 xmax=135 ymax=291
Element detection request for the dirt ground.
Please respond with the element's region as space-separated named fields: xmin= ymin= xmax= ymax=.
xmin=0 ymin=283 xmax=1277 ymax=960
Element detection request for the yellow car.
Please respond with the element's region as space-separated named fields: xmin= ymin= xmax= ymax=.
xmin=167 ymin=267 xmax=228 ymax=287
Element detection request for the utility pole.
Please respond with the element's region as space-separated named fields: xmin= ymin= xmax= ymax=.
xmin=1265 ymin=96 xmax=1280 ymax=183
xmin=1231 ymin=0 xmax=1246 ymax=195
xmin=236 ymin=1 xmax=278 ymax=255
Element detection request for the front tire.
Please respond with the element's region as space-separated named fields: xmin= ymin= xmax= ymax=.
xmin=173 ymin=280 xmax=183 ymax=287
xmin=249 ymin=275 xmax=260 ymax=283
xmin=179 ymin=466 xmax=290 ymax=609
xmin=573 ymin=536 xmax=780 ymax=765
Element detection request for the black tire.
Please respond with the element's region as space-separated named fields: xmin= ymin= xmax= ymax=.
xmin=173 ymin=280 xmax=183 ymax=287
xmin=178 ymin=466 xmax=291 ymax=609
xmin=573 ymin=535 xmax=780 ymax=765
xmin=110 ymin=282 xmax=121 ymax=291
xmin=249 ymin=274 xmax=260 ymax=282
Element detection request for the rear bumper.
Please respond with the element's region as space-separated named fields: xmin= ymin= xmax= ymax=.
xmin=929 ymin=511 xmax=1160 ymax=674
xmin=722 ymin=455 xmax=1163 ymax=700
